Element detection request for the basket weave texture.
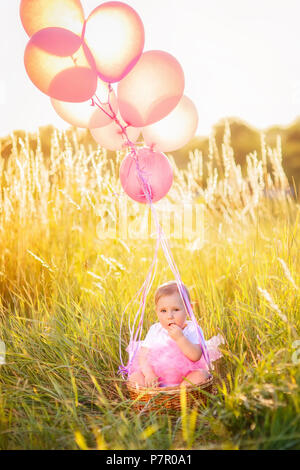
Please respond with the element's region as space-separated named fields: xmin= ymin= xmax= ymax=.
xmin=126 ymin=377 xmax=214 ymax=412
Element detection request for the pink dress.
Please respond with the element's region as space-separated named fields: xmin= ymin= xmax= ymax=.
xmin=127 ymin=322 xmax=224 ymax=387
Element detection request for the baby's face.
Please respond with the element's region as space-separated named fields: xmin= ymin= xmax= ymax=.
xmin=156 ymin=293 xmax=187 ymax=330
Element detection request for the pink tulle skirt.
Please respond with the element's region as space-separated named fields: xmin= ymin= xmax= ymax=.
xmin=127 ymin=334 xmax=225 ymax=387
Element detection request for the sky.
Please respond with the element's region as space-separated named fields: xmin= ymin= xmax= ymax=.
xmin=0 ymin=0 xmax=300 ymax=137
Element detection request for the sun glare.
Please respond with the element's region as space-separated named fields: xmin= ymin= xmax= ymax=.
xmin=0 ymin=0 xmax=299 ymax=137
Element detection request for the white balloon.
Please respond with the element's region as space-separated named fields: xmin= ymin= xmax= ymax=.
xmin=142 ymin=96 xmax=198 ymax=152
xmin=84 ymin=2 xmax=144 ymax=83
xmin=117 ymin=50 xmax=185 ymax=127
xmin=51 ymin=80 xmax=118 ymax=128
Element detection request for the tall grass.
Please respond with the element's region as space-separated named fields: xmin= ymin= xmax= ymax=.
xmin=0 ymin=123 xmax=299 ymax=449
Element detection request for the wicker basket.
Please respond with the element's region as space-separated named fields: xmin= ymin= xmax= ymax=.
xmin=126 ymin=377 xmax=214 ymax=412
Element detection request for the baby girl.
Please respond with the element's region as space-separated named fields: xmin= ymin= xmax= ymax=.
xmin=127 ymin=281 xmax=224 ymax=388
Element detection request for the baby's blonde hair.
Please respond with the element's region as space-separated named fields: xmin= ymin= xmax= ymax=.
xmin=154 ymin=281 xmax=191 ymax=305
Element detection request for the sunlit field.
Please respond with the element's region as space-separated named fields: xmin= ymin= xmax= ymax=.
xmin=0 ymin=123 xmax=299 ymax=450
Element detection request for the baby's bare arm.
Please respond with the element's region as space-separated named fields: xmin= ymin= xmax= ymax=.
xmin=138 ymin=347 xmax=156 ymax=375
xmin=176 ymin=336 xmax=202 ymax=361
xmin=167 ymin=324 xmax=202 ymax=361
xmin=138 ymin=347 xmax=159 ymax=386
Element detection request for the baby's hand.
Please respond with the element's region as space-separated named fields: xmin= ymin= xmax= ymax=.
xmin=144 ymin=371 xmax=159 ymax=388
xmin=167 ymin=324 xmax=184 ymax=341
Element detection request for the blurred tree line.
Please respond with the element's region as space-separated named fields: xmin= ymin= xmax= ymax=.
xmin=1 ymin=116 xmax=299 ymax=197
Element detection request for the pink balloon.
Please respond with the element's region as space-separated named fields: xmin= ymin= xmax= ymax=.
xmin=120 ymin=147 xmax=173 ymax=204
xmin=51 ymin=80 xmax=118 ymax=128
xmin=142 ymin=96 xmax=199 ymax=152
xmin=117 ymin=50 xmax=185 ymax=127
xmin=84 ymin=2 xmax=145 ymax=83
xmin=91 ymin=114 xmax=140 ymax=151
xmin=20 ymin=0 xmax=85 ymax=37
xmin=24 ymin=27 xmax=97 ymax=102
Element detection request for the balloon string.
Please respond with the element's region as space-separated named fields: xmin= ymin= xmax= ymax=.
xmin=93 ymin=87 xmax=158 ymax=374
xmin=93 ymin=86 xmax=211 ymax=376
